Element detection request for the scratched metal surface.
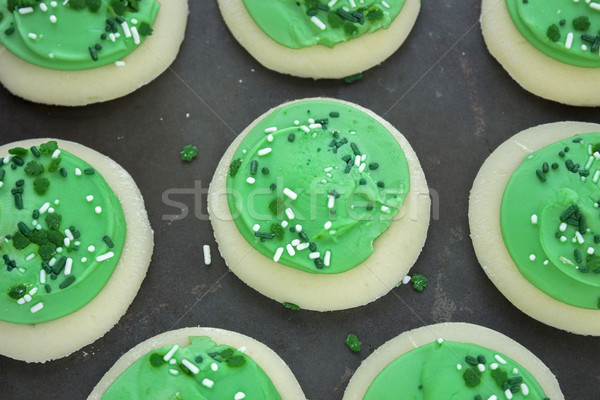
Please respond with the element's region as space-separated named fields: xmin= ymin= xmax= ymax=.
xmin=0 ymin=1 xmax=599 ymax=399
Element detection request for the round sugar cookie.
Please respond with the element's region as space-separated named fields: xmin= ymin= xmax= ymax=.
xmin=208 ymin=97 xmax=430 ymax=311
xmin=469 ymin=121 xmax=600 ymax=336
xmin=0 ymin=138 xmax=153 ymax=362
xmin=0 ymin=0 xmax=189 ymax=106
xmin=343 ymin=322 xmax=563 ymax=400
xmin=87 ymin=327 xmax=307 ymax=400
xmin=481 ymin=0 xmax=600 ymax=106
xmin=217 ymin=0 xmax=420 ymax=79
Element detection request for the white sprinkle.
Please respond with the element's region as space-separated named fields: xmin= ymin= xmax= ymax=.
xmin=591 ymin=2 xmax=600 ymax=10
xmin=96 ymin=251 xmax=115 ymax=262
xmin=65 ymin=229 xmax=74 ymax=241
xmin=50 ymin=1 xmax=57 ymax=6
xmin=56 ymin=247 xmax=63 ymax=253
xmin=294 ymin=120 xmax=300 ymax=125
xmin=18 ymin=298 xmax=26 ymax=305
xmin=88 ymin=245 xmax=95 ymax=252
xmin=181 ymin=359 xmax=199 ymax=375
xmin=131 ymin=26 xmax=140 ymax=45
xmin=25 ymin=253 xmax=35 ymax=262
xmin=29 ymin=287 xmax=38 ymax=296
xmin=121 ymin=21 xmax=132 ymax=38
xmin=327 ymin=195 xmax=335 ymax=209
xmin=19 ymin=6 xmax=34 ymax=14
xmin=274 ymin=247 xmax=284 ymax=262
xmin=309 ymin=252 xmax=320 ymax=259
xmin=512 ymin=367 xmax=519 ymax=374
xmin=505 ymin=389 xmax=513 ymax=399
xmin=559 ymin=222 xmax=567 ymax=232
xmin=264 ymin=127 xmax=277 ymax=133
xmin=169 ymin=359 xmax=176 ymax=365
xmin=281 ymin=220 xmax=288 ymax=228
xmin=354 ymin=155 xmax=361 ymax=167
xmin=402 ymin=275 xmax=412 ymax=284
xmin=530 ymin=214 xmax=538 ymax=224
xmin=529 ymin=254 xmax=536 ymax=261
xmin=252 ymin=224 xmax=260 ymax=232
xmin=494 ymin=354 xmax=507 ymax=364
xmin=521 ymin=383 xmax=530 ymax=396
xmin=588 ymin=247 xmax=595 ymax=255
xmin=115 ymin=60 xmax=126 ymax=67
xmin=358 ymin=163 xmax=366 ymax=173
xmin=381 ymin=0 xmax=390 ymax=8
xmin=267 ymin=134 xmax=274 ymax=142
xmin=286 ymin=244 xmax=295 ymax=256
xmin=349 ymin=0 xmax=356 ymax=7
xmin=64 ymin=238 xmax=71 ymax=247
xmin=40 ymin=3 xmax=48 ymax=11
xmin=49 ymin=258 xmax=57 ymax=267
xmin=478 ymin=363 xmax=485 ymax=372
xmin=576 ymin=231 xmax=585 ymax=244
xmin=582 ymin=44 xmax=588 ymax=51
xmin=283 ymin=188 xmax=298 ymax=200
xmin=308 ymin=118 xmax=315 ymax=124
xmin=211 ymin=363 xmax=218 ymax=371
xmin=73 ymin=167 xmax=82 ymax=176
xmin=24 ymin=295 xmax=32 ymax=303
xmin=295 ymin=224 xmax=302 ymax=232
xmin=309 ymin=123 xmax=322 ymax=129
xmin=51 ymin=149 xmax=61 ymax=159
xmin=565 ymin=32 xmax=574 ymax=49
xmin=54 ymin=199 xmax=60 ymax=205
xmin=560 ymin=236 xmax=567 ymax=243
xmin=95 ymin=206 xmax=102 ymax=214
xmin=490 ymin=362 xmax=498 ymax=370
xmin=81 ymin=257 xmax=87 ymax=263
xmin=297 ymin=242 xmax=310 ymax=251
xmin=594 ymin=170 xmax=600 ymax=183
xmin=324 ymin=221 xmax=332 ymax=230
xmin=86 ymin=195 xmax=94 ymax=202
xmin=285 ymin=208 xmax=295 ymax=220
xmin=290 ymin=239 xmax=301 ymax=247
xmin=487 ymin=396 xmax=497 ymax=400
xmin=48 ymin=207 xmax=55 ymax=213
xmin=40 ymin=270 xmax=46 ymax=284
xmin=203 ymin=245 xmax=211 ymax=265
xmin=324 ymin=250 xmax=331 ymax=266
xmin=258 ymin=148 xmax=272 ymax=156
xmin=109 ymin=33 xmax=116 ymax=42
xmin=36 ymin=224 xmax=42 ymax=230
xmin=456 ymin=364 xmax=462 ymax=370
xmin=30 ymin=302 xmax=44 ymax=313
xmin=168 ymin=369 xmax=179 ymax=376
xmin=64 ymin=258 xmax=73 ymax=275
xmin=324 ymin=167 xmax=334 ymax=172
xmin=328 ymin=0 xmax=338 ymax=7
xmin=300 ymin=125 xmax=310 ymax=133
xmin=163 ymin=345 xmax=179 ymax=362
xmin=49 ymin=14 xmax=57 ymax=23
xmin=28 ymin=33 xmax=37 ymax=39
xmin=234 ymin=393 xmax=246 ymax=400
xmin=202 ymin=379 xmax=214 ymax=388
xmin=246 ymin=177 xmax=256 ymax=184
xmin=39 ymin=202 xmax=51 ymax=214
xmin=381 ymin=205 xmax=390 ymax=212
xmin=544 ymin=259 xmax=549 ymax=265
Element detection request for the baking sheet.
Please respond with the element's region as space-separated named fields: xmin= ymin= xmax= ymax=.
xmin=1 ymin=0 xmax=599 ymax=398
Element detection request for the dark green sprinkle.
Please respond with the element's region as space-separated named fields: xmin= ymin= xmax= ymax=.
xmin=289 ymin=226 xmax=296 ymax=233
xmin=9 ymin=147 xmax=27 ymax=156
xmin=250 ymin=160 xmax=258 ymax=175
xmin=306 ymin=8 xmax=317 ymax=16
xmin=508 ymin=376 xmax=523 ymax=385
xmin=261 ymin=167 xmax=270 ymax=175
xmin=15 ymin=179 xmax=24 ymax=187
xmin=560 ymin=204 xmax=578 ymax=221
xmin=100 ymin=33 xmax=107 ymax=40
xmin=103 ymin=235 xmax=114 ymax=248
xmin=559 ymin=18 xmax=566 ymax=26
xmin=12 ymin=156 xmax=24 ymax=166
xmin=89 ymin=46 xmax=98 ymax=61
xmin=359 ymin=178 xmax=366 ymax=185
xmin=558 ymin=150 xmax=565 ymax=158
xmin=314 ymin=258 xmax=324 ymax=269
xmin=345 ymin=333 xmax=361 ymax=352
xmin=269 ymin=183 xmax=276 ymax=191
xmin=369 ymin=163 xmax=379 ymax=170
xmin=580 ymin=170 xmax=590 ymax=177
xmin=579 ymin=215 xmax=587 ymax=233
xmin=0 ymin=169 xmax=4 ymax=181
xmin=149 ymin=353 xmax=164 ymax=367
xmin=8 ymin=283 xmax=27 ymax=299
xmin=542 ymin=162 xmax=549 ymax=173
xmin=48 ymin=158 xmax=61 ymax=172
xmin=84 ymin=168 xmax=95 ymax=175
xmin=316 ymin=3 xmax=329 ymax=11
xmin=579 ymin=267 xmax=590 ymax=273
xmin=574 ymin=248 xmax=583 ymax=264
xmin=53 ymin=256 xmax=67 ymax=274
xmin=309 ymin=242 xmax=317 ymax=252
xmin=59 ymin=167 xmax=67 ymax=177
xmin=344 ymin=163 xmax=352 ymax=173
xmin=555 ymin=231 xmax=561 ymax=239
xmin=5 ymin=25 xmax=15 ymax=35
xmin=465 ymin=355 xmax=478 ymax=366
xmin=14 ymin=193 xmax=23 ymax=210
xmin=463 ymin=367 xmax=481 ymax=387
xmin=32 ymin=210 xmax=40 ymax=219
xmin=572 ymin=138 xmax=583 ymax=143
xmin=299 ymin=231 xmax=309 ymax=242
xmin=255 ymin=232 xmax=275 ymax=239
xmin=283 ymin=302 xmax=300 ymax=310
xmin=510 ymin=384 xmax=521 ymax=393
xmin=329 ymin=111 xmax=339 ymax=118
xmin=377 ymin=181 xmax=385 ymax=188
xmin=344 ymin=73 xmax=363 ymax=83
xmin=94 ymin=43 xmax=102 ymax=51
xmin=546 ymin=24 xmax=560 ymax=42
xmin=535 ymin=169 xmax=546 ymax=182
xmin=229 ymin=158 xmax=242 ymax=177
xmin=195 ymin=355 xmax=203 ymax=363
xmin=350 ymin=142 xmax=360 ymax=156
xmin=475 ymin=395 xmax=483 ymax=400
xmin=288 ymin=133 xmax=296 ymax=142
xmin=18 ymin=222 xmax=31 ymax=236
xmin=366 ymin=203 xmax=374 ymax=210
xmin=477 ymin=355 xmax=486 ymax=364
xmin=45 ymin=284 xmax=52 ymax=293
xmin=565 ymin=146 xmax=570 ymax=152
xmin=594 ymin=234 xmax=600 ymax=244
xmin=341 ymin=154 xmax=352 ymax=163
xmin=59 ymin=275 xmax=76 ymax=289
xmin=551 ymin=162 xmax=559 ymax=169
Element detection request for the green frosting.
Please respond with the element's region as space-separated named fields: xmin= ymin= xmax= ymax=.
xmin=226 ymin=100 xmax=410 ymax=274
xmin=0 ymin=141 xmax=126 ymax=324
xmin=0 ymin=0 xmax=159 ymax=70
xmin=101 ymin=336 xmax=282 ymax=400
xmin=506 ymin=0 xmax=600 ymax=67
xmin=501 ymin=133 xmax=600 ymax=309
xmin=364 ymin=340 xmax=548 ymax=400
xmin=242 ymin=0 xmax=405 ymax=49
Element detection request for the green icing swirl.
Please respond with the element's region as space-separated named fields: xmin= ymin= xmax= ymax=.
xmin=0 ymin=0 xmax=159 ymax=70
xmin=501 ymin=133 xmax=600 ymax=309
xmin=506 ymin=0 xmax=600 ymax=67
xmin=0 ymin=141 xmax=125 ymax=324
xmin=101 ymin=336 xmax=282 ymax=399
xmin=226 ymin=100 xmax=410 ymax=274
xmin=242 ymin=0 xmax=405 ymax=49
xmin=364 ymin=340 xmax=548 ymax=400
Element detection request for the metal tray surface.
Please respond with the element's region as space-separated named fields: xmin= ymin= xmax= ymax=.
xmin=1 ymin=1 xmax=599 ymax=399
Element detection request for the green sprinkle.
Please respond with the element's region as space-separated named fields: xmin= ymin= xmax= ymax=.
xmin=103 ymin=235 xmax=115 ymax=248
xmin=345 ymin=333 xmax=361 ymax=352
xmin=9 ymin=147 xmax=27 ymax=156
xmin=560 ymin=204 xmax=578 ymax=221
xmin=15 ymin=179 xmax=24 ymax=187
xmin=255 ymin=231 xmax=275 ymax=239
xmin=59 ymin=275 xmax=76 ymax=289
xmin=475 ymin=395 xmax=483 ymax=400
xmin=575 ymin=248 xmax=584 ymax=264
xmin=268 ymin=198 xmax=284 ymax=217
xmin=546 ymin=24 xmax=560 ymax=42
xmin=180 ymin=145 xmax=198 ymax=162
xmin=573 ymin=16 xmax=591 ymax=31
xmin=579 ymin=215 xmax=586 ymax=233
xmin=4 ymin=25 xmax=15 ymax=35
xmin=491 ymin=368 xmax=508 ymax=388
xmin=411 ymin=273 xmax=427 ymax=292
xmin=314 ymin=258 xmax=324 ymax=269
xmin=229 ymin=158 xmax=242 ymax=177
xmin=8 ymin=283 xmax=27 ymax=299
xmin=139 ymin=22 xmax=153 ymax=36
xmin=344 ymin=73 xmax=363 ymax=83
xmin=269 ymin=183 xmax=276 ymax=191
xmin=45 ymin=213 xmax=62 ymax=230
xmin=53 ymin=256 xmax=67 ymax=275
xmin=270 ymin=223 xmax=284 ymax=240
xmin=463 ymin=367 xmax=482 ymax=387
xmin=508 ymin=376 xmax=523 ymax=385
xmin=288 ymin=133 xmax=296 ymax=142
xmin=48 ymin=158 xmax=61 ymax=172
xmin=283 ymin=302 xmax=300 ymax=310
xmin=39 ymin=141 xmax=58 ymax=154
xmin=84 ymin=168 xmax=95 ymax=175
xmin=38 ymin=243 xmax=57 ymax=262
xmin=227 ymin=355 xmax=246 ymax=368
xmin=359 ymin=178 xmax=366 ymax=185
xmin=24 ymin=161 xmax=44 ymax=176
xmin=149 ymin=353 xmax=164 ymax=367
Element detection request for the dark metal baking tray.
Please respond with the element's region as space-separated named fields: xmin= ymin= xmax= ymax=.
xmin=1 ymin=0 xmax=599 ymax=399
